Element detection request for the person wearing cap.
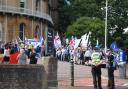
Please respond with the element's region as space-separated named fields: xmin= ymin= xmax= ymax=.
xmin=91 ymin=47 xmax=103 ymax=89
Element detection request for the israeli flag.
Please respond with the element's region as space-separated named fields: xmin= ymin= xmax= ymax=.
xmin=110 ymin=41 xmax=118 ymax=52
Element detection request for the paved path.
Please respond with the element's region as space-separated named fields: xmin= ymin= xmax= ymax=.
xmin=57 ymin=61 xmax=128 ymax=89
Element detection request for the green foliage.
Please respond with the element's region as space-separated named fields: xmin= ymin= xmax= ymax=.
xmin=58 ymin=0 xmax=128 ymax=48
xmin=58 ymin=0 xmax=100 ymax=32
xmin=106 ymin=0 xmax=128 ymax=47
xmin=65 ymin=17 xmax=105 ymax=46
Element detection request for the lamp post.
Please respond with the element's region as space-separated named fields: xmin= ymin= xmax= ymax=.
xmin=70 ymin=57 xmax=74 ymax=86
xmin=105 ymin=0 xmax=108 ymax=53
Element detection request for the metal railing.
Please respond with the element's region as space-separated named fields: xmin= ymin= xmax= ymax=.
xmin=0 ymin=5 xmax=53 ymax=24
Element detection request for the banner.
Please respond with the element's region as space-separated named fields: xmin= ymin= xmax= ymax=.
xmin=47 ymin=28 xmax=54 ymax=54
xmin=25 ymin=37 xmax=44 ymax=48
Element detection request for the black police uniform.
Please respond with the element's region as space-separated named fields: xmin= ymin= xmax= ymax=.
xmin=107 ymin=54 xmax=115 ymax=89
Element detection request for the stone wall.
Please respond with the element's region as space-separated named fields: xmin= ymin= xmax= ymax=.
xmin=0 ymin=56 xmax=58 ymax=89
xmin=41 ymin=56 xmax=58 ymax=88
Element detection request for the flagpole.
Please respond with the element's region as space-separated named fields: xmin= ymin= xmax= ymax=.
xmin=105 ymin=0 xmax=108 ymax=53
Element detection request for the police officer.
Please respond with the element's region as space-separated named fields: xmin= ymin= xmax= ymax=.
xmin=91 ymin=47 xmax=103 ymax=89
xmin=106 ymin=49 xmax=115 ymax=89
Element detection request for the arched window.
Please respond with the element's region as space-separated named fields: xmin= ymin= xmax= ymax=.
xmin=19 ymin=23 xmax=25 ymax=41
xmin=0 ymin=22 xmax=2 ymax=41
xmin=35 ymin=26 xmax=40 ymax=39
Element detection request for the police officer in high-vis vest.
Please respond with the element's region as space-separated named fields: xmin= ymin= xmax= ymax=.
xmin=91 ymin=47 xmax=103 ymax=89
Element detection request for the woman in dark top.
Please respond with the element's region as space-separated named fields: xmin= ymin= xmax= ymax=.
xmin=29 ymin=49 xmax=38 ymax=64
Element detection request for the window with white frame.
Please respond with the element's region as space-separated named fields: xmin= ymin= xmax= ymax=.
xmin=20 ymin=0 xmax=26 ymax=12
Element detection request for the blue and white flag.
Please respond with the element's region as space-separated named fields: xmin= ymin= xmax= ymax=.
xmin=95 ymin=39 xmax=102 ymax=49
xmin=119 ymin=50 xmax=126 ymax=62
xmin=40 ymin=36 xmax=44 ymax=44
xmin=110 ymin=41 xmax=118 ymax=52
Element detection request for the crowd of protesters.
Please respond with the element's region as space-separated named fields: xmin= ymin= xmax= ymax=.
xmin=0 ymin=41 xmax=127 ymax=65
xmin=55 ymin=44 xmax=128 ymax=65
xmin=0 ymin=41 xmax=45 ymax=64
xmin=55 ymin=44 xmax=104 ymax=65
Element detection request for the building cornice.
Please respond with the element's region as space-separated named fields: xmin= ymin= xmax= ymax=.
xmin=0 ymin=5 xmax=53 ymax=25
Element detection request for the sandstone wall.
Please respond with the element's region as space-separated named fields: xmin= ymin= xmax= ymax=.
xmin=0 ymin=56 xmax=57 ymax=89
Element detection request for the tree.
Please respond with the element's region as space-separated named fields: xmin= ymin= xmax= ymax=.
xmin=58 ymin=0 xmax=128 ymax=48
xmin=100 ymin=0 xmax=128 ymax=47
xmin=58 ymin=0 xmax=100 ymax=33
xmin=66 ymin=17 xmax=105 ymax=46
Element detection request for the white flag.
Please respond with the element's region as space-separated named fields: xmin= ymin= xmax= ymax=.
xmin=65 ymin=0 xmax=71 ymax=6
xmin=54 ymin=32 xmax=61 ymax=49
xmin=74 ymin=39 xmax=81 ymax=49
xmin=81 ymin=32 xmax=91 ymax=49
xmin=81 ymin=33 xmax=87 ymax=48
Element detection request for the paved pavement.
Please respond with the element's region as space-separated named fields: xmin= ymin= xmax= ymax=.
xmin=57 ymin=61 xmax=128 ymax=89
xmin=0 ymin=55 xmax=127 ymax=89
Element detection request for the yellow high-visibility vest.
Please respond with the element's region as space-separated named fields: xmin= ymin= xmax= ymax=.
xmin=28 ymin=44 xmax=33 ymax=49
xmin=91 ymin=52 xmax=101 ymax=65
xmin=21 ymin=43 xmax=24 ymax=48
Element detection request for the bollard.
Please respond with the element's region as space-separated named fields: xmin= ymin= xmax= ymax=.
xmin=70 ymin=59 xmax=74 ymax=86
xmin=119 ymin=62 xmax=126 ymax=79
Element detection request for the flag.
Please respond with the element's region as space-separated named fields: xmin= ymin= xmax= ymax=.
xmin=40 ymin=36 xmax=44 ymax=44
xmin=69 ymin=36 xmax=75 ymax=47
xmin=110 ymin=41 xmax=118 ymax=52
xmin=74 ymin=39 xmax=81 ymax=49
xmin=81 ymin=32 xmax=91 ymax=49
xmin=95 ymin=39 xmax=102 ymax=49
xmin=64 ymin=0 xmax=71 ymax=6
xmin=81 ymin=33 xmax=87 ymax=48
xmin=65 ymin=38 xmax=69 ymax=44
xmin=54 ymin=32 xmax=61 ymax=49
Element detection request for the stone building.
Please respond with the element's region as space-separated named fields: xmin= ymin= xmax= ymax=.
xmin=49 ymin=0 xmax=58 ymax=31
xmin=0 ymin=0 xmax=55 ymax=43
